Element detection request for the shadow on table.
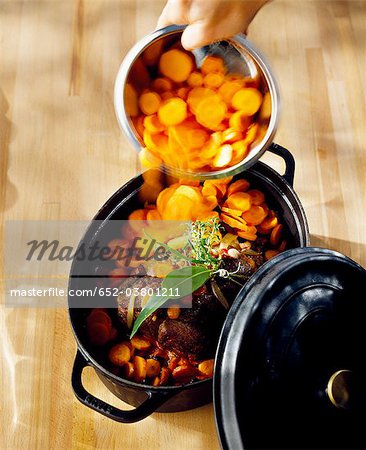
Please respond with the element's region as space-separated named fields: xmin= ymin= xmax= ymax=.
xmin=310 ymin=234 xmax=366 ymax=268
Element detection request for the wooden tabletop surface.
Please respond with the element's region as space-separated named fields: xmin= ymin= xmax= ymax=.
xmin=1 ymin=1 xmax=365 ymax=449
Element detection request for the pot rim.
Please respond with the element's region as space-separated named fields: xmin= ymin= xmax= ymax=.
xmin=114 ymin=25 xmax=280 ymax=180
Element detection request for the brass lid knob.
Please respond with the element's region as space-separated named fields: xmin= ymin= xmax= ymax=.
xmin=327 ymin=370 xmax=354 ymax=410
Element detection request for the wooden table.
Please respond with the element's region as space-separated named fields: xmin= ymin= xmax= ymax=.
xmin=1 ymin=1 xmax=365 ymax=448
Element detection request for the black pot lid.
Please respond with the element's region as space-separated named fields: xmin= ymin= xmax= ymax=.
xmin=214 ymin=247 xmax=366 ymax=450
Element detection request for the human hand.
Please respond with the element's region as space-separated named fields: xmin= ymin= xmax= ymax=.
xmin=157 ymin=0 xmax=269 ymax=50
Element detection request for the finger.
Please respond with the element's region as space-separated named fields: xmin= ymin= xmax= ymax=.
xmin=157 ymin=0 xmax=190 ymax=30
xmin=181 ymin=21 xmax=219 ymax=50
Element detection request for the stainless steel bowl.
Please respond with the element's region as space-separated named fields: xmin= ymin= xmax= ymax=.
xmin=114 ymin=25 xmax=280 ymax=180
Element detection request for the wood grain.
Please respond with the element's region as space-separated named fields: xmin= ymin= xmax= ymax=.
xmin=0 ymin=1 xmax=365 ymax=449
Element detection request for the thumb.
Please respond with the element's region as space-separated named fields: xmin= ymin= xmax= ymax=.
xmin=181 ymin=22 xmax=216 ymax=50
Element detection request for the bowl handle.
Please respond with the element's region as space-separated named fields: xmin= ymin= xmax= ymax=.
xmin=71 ymin=350 xmax=174 ymax=423
xmin=267 ymin=143 xmax=295 ymax=187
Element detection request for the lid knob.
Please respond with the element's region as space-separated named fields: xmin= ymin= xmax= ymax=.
xmin=326 ymin=370 xmax=354 ymax=410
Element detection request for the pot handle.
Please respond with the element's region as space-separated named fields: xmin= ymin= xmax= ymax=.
xmin=267 ymin=143 xmax=295 ymax=187
xmin=71 ymin=350 xmax=174 ymax=423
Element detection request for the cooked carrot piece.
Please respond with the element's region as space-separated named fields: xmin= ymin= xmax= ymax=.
xmin=133 ymin=356 xmax=147 ymax=383
xmin=198 ymin=359 xmax=214 ymax=377
xmin=187 ymin=71 xmax=204 ymax=87
xmin=131 ymin=115 xmax=145 ymax=139
xmin=187 ymin=87 xmax=216 ymax=113
xmin=158 ymin=98 xmax=187 ymax=126
xmin=172 ymin=365 xmax=198 ymax=383
xmin=125 ymin=83 xmax=139 ymax=117
xmin=227 ymin=179 xmax=250 ymax=195
xmin=195 ymin=95 xmax=227 ymax=130
xmin=139 ymin=148 xmax=162 ymax=170
xmin=128 ymin=209 xmax=147 ymax=222
xmin=152 ymin=376 xmax=161 ymax=386
xmin=221 ymin=206 xmax=242 ymax=217
xmin=237 ymin=229 xmax=258 ymax=241
xmin=218 ymin=80 xmax=243 ymax=105
xmin=176 ymin=87 xmax=190 ymax=100
xmin=244 ymin=123 xmax=259 ymax=145
xmin=220 ymin=213 xmax=248 ymax=231
xmin=143 ymin=114 xmax=165 ymax=134
xmin=161 ymin=91 xmax=174 ymax=101
xmin=202 ymin=182 xmax=217 ymax=197
xmin=131 ymin=336 xmax=151 ymax=351
xmin=278 ymin=239 xmax=287 ymax=252
xmin=259 ymin=91 xmax=272 ymax=119
xmin=146 ymin=359 xmax=161 ymax=378
xmin=231 ymin=88 xmax=263 ymax=115
xmin=212 ymin=144 xmax=232 ymax=167
xmin=242 ymin=205 xmax=267 ymax=225
xmin=222 ymin=127 xmax=244 ymax=144
xmin=159 ymin=49 xmax=194 ymax=82
xmin=88 ymin=322 xmax=111 ymax=346
xmin=229 ymin=111 xmax=252 ymax=131
xmin=160 ymin=367 xmax=171 ymax=385
xmin=204 ymin=73 xmax=225 ymax=88
xmin=146 ymin=209 xmax=162 ymax=221
xmin=270 ymin=224 xmax=284 ymax=246
xmin=167 ymin=306 xmax=181 ymax=319
xmin=187 ymin=128 xmax=209 ymax=148
xmin=227 ymin=192 xmax=252 ymax=212
xmin=203 ymin=195 xmax=218 ymax=210
xmin=123 ymin=361 xmax=135 ymax=380
xmin=260 ymin=215 xmax=278 ymax=232
xmin=248 ymin=189 xmax=265 ymax=205
xmin=265 ymin=249 xmax=280 ymax=261
xmin=139 ymin=92 xmax=162 ymax=115
xmin=109 ymin=343 xmax=131 ymax=366
xmin=87 ymin=309 xmax=112 ymax=330
xmin=151 ymin=77 xmax=173 ymax=92
xmin=201 ymin=55 xmax=226 ymax=75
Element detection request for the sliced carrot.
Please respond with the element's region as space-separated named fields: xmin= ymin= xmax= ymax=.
xmin=221 ymin=206 xmax=242 ymax=217
xmin=152 ymin=376 xmax=161 ymax=386
xmin=187 ymin=128 xmax=209 ymax=148
xmin=196 ymin=96 xmax=227 ymax=130
xmin=220 ymin=213 xmax=248 ymax=231
xmin=167 ymin=306 xmax=181 ymax=319
xmin=125 ymin=83 xmax=139 ymax=117
xmin=161 ymin=91 xmax=174 ymax=101
xmin=139 ymin=148 xmax=162 ymax=169
xmin=212 ymin=144 xmax=232 ymax=168
xmin=231 ymin=88 xmax=263 ymax=115
xmin=227 ymin=192 xmax=252 ymax=212
xmin=204 ymin=73 xmax=225 ymax=89
xmin=176 ymin=87 xmax=190 ymax=100
xmin=139 ymin=92 xmax=161 ymax=115
xmin=202 ymin=182 xmax=217 ymax=197
xmin=244 ymin=123 xmax=259 ymax=145
xmin=131 ymin=115 xmax=145 ymax=139
xmin=278 ymin=239 xmax=287 ymax=252
xmin=248 ymin=189 xmax=265 ymax=205
xmin=146 ymin=209 xmax=162 ymax=221
xmin=160 ymin=367 xmax=171 ymax=386
xmin=123 ymin=361 xmax=135 ymax=380
xmin=109 ymin=343 xmax=131 ymax=366
xmin=159 ymin=49 xmax=194 ymax=82
xmin=198 ymin=359 xmax=214 ymax=377
xmin=178 ymin=178 xmax=200 ymax=187
xmin=260 ymin=215 xmax=279 ymax=232
xmin=201 ymin=55 xmax=226 ymax=75
xmin=242 ymin=205 xmax=267 ymax=225
xmin=222 ymin=127 xmax=244 ymax=144
xmin=270 ymin=223 xmax=284 ymax=246
xmin=88 ymin=322 xmax=111 ymax=346
xmin=218 ymin=80 xmax=243 ymax=105
xmin=158 ymin=98 xmax=187 ymax=126
xmin=143 ymin=114 xmax=165 ymax=134
xmin=265 ymin=249 xmax=280 ymax=261
xmin=172 ymin=365 xmax=198 ymax=383
xmin=187 ymin=71 xmax=204 ymax=87
xmin=131 ymin=336 xmax=151 ymax=351
xmin=186 ymin=87 xmax=216 ymax=114
xmin=237 ymin=229 xmax=258 ymax=241
xmin=133 ymin=356 xmax=147 ymax=383
xmin=227 ymin=179 xmax=250 ymax=195
xmin=146 ymin=359 xmax=161 ymax=378
xmin=259 ymin=91 xmax=272 ymax=119
xmin=203 ymin=195 xmax=218 ymax=210
xmin=151 ymin=77 xmax=173 ymax=93
xmin=229 ymin=111 xmax=252 ymax=131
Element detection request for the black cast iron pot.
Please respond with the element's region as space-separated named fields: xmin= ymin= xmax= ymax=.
xmin=69 ymin=143 xmax=309 ymax=423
